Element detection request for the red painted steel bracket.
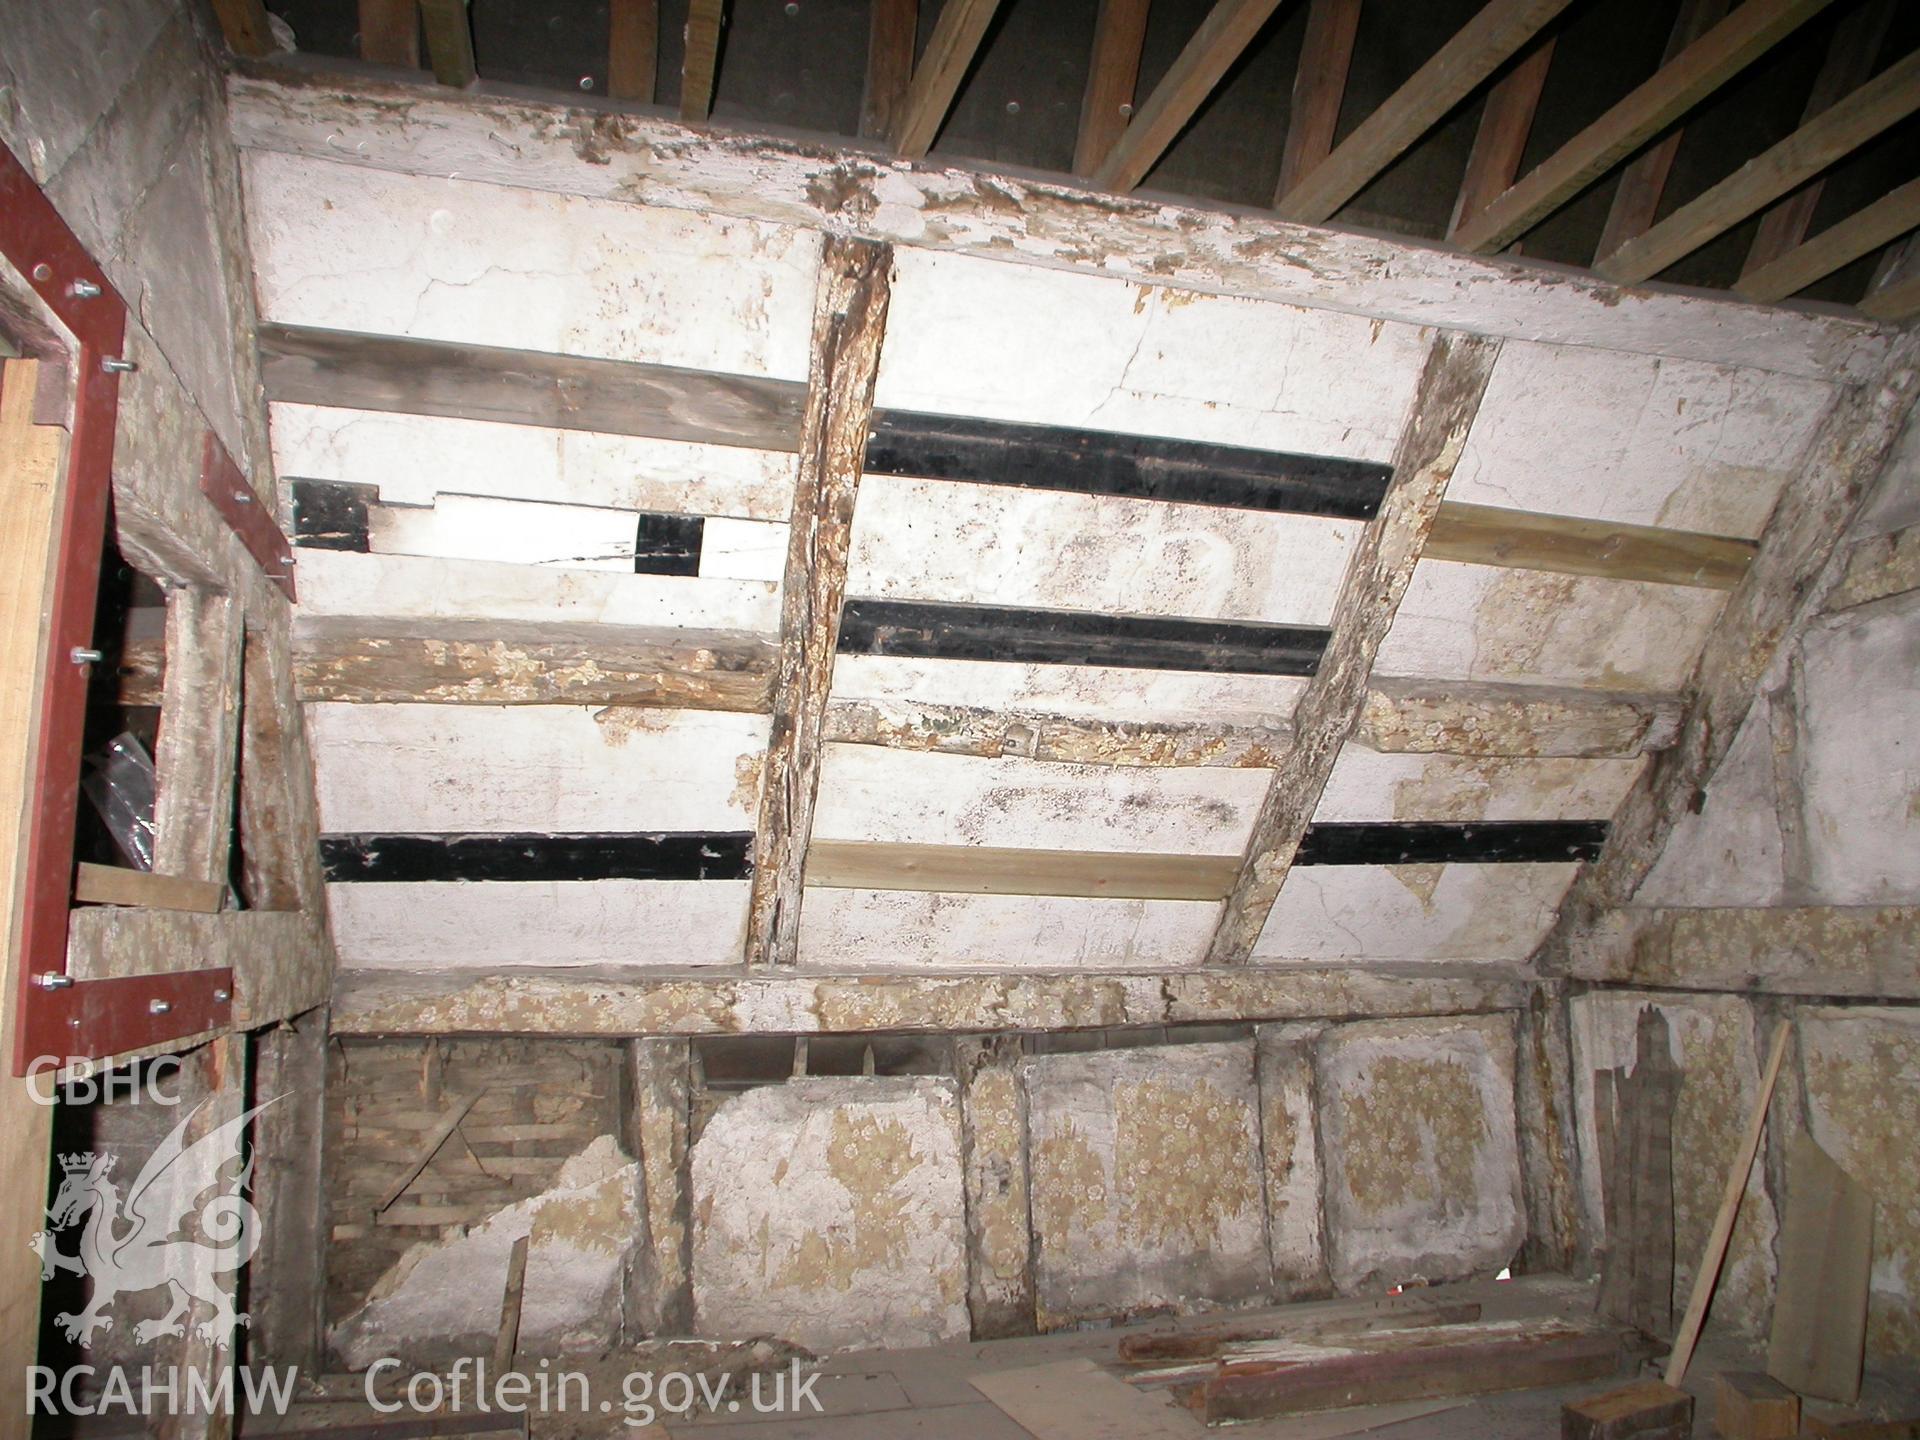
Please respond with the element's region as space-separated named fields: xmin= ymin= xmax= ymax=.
xmin=2 ymin=142 xmax=235 ymax=1074
xmin=200 ymin=430 xmax=296 ymax=600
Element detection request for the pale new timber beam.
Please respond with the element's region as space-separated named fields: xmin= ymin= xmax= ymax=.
xmin=1205 ymin=333 xmax=1501 ymax=965
xmin=358 ymin=0 xmax=419 ymax=67
xmin=1075 ymin=0 xmax=1154 ymax=177
xmin=1567 ymin=904 xmax=1920 ymax=998
xmin=1454 ymin=0 xmax=1843 ymax=255
xmin=417 ymin=0 xmax=478 ymax=88
xmin=1535 ymin=330 xmax=1920 ymax=974
xmin=1861 ymin=234 xmax=1920 ymax=322
xmin=151 ymin=591 xmax=245 ymax=886
xmin=891 ymin=0 xmax=1004 ymax=157
xmin=1593 ymin=0 xmax=1730 ymax=264
xmin=211 ymin=0 xmax=276 ymax=57
xmin=1273 ymin=0 xmax=1362 ymax=203
xmin=681 ymin=0 xmax=725 ymax=123
xmin=1597 ymin=48 xmax=1920 ymax=285
xmin=1095 ymin=0 xmax=1289 ymax=193
xmin=1426 ymin=502 xmax=1756 ymax=589
xmin=860 ymin=0 xmax=918 ymax=142
xmin=1447 ymin=36 xmax=1556 ymax=241
xmin=807 ymin=841 xmax=1240 ymax=901
xmin=745 ymin=237 xmax=893 ymax=969
xmin=609 ymin=0 xmax=659 ymax=104
xmin=1356 ymin=678 xmax=1681 ymax=759
xmin=1743 ymin=0 xmax=1897 ymax=279
xmin=331 ymin=965 xmax=1533 ymax=1037
xmin=1277 ymin=0 xmax=1574 ymax=224
xmin=1736 ymin=176 xmax=1920 ymax=303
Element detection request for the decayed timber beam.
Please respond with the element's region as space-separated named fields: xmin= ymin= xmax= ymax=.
xmin=891 ymin=0 xmax=1003 ymax=157
xmin=1425 ymin=502 xmax=1756 ymax=589
xmin=1205 ymin=333 xmax=1501 ymax=966
xmin=1737 ymin=178 xmax=1920 ymax=304
xmin=1273 ymin=0 xmax=1362 ymax=204
xmin=1453 ymin=0 xmax=1842 ymax=255
xmin=1074 ymin=0 xmax=1154 ymax=177
xmin=745 ymin=237 xmax=893 ymax=969
xmin=1535 ymin=331 xmax=1920 ymax=972
xmin=358 ymin=0 xmax=419 ymax=68
xmin=417 ymin=0 xmax=478 ymax=88
xmin=1095 ymin=0 xmax=1288 ymax=193
xmin=860 ymin=0 xmax=918 ymax=142
xmin=1355 ymin=678 xmax=1681 ymax=759
xmin=680 ymin=0 xmax=724 ymax=123
xmin=1277 ymin=0 xmax=1573 ymax=225
xmin=822 ymin=697 xmax=1293 ymax=767
xmin=1446 ymin=36 xmax=1555 ymax=242
xmin=330 ymin=964 xmax=1534 ymax=1037
xmin=1567 ymin=905 xmax=1920 ymax=999
xmin=608 ymin=0 xmax=659 ymax=105
xmin=1597 ymin=49 xmax=1920 ymax=286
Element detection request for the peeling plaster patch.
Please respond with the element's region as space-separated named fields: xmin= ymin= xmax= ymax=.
xmin=1257 ymin=1024 xmax=1328 ymax=1298
xmin=331 ymin=1136 xmax=636 ymax=1369
xmin=1798 ymin=1007 xmax=1920 ymax=1364
xmin=1317 ymin=1016 xmax=1524 ymax=1293
xmin=689 ymin=1078 xmax=968 ymax=1352
xmin=1024 ymin=1042 xmax=1266 ymax=1328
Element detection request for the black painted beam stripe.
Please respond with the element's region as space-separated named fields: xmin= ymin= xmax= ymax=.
xmin=866 ymin=411 xmax=1392 ymax=521
xmin=291 ymin=478 xmax=374 ymax=552
xmin=320 ymin=832 xmax=754 ymax=883
xmin=838 ymin=598 xmax=1329 ymax=676
xmin=1294 ymin=820 xmax=1608 ymax=866
xmin=634 ymin=512 xmax=704 ymax=576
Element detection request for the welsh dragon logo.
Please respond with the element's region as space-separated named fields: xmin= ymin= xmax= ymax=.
xmin=30 ymin=1097 xmax=279 ymax=1347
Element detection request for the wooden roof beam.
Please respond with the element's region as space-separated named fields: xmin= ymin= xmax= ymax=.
xmin=1597 ymin=48 xmax=1920 ymax=285
xmin=417 ymin=0 xmax=477 ymax=88
xmin=1446 ymin=36 xmax=1556 ymax=242
xmin=1273 ymin=0 xmax=1362 ymax=203
xmin=1736 ymin=176 xmax=1920 ymax=303
xmin=609 ymin=0 xmax=659 ymax=105
xmin=1277 ymin=0 xmax=1573 ymax=225
xmin=357 ymin=0 xmax=418 ymax=68
xmin=210 ymin=0 xmax=276 ymax=57
xmin=681 ymin=0 xmax=725 ymax=122
xmin=1075 ymin=0 xmax=1154 ymax=177
xmin=1095 ymin=0 xmax=1289 ymax=193
xmin=1453 ymin=0 xmax=1843 ymax=255
xmin=890 ymin=0 xmax=1004 ymax=157
xmin=860 ymin=0 xmax=918 ymax=141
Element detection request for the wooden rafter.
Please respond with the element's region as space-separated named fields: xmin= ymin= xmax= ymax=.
xmin=1736 ymin=176 xmax=1920 ymax=303
xmin=1447 ymin=36 xmax=1555 ymax=242
xmin=1075 ymin=0 xmax=1154 ymax=177
xmin=1597 ymin=48 xmax=1920 ymax=286
xmin=1277 ymin=0 xmax=1573 ymax=225
xmin=609 ymin=0 xmax=659 ymax=104
xmin=860 ymin=0 xmax=918 ymax=141
xmin=1862 ymin=234 xmax=1920 ymax=322
xmin=1593 ymin=0 xmax=1730 ymax=264
xmin=1274 ymin=0 xmax=1362 ymax=203
xmin=891 ymin=0 xmax=1004 ymax=158
xmin=1095 ymin=0 xmax=1288 ymax=193
xmin=744 ymin=236 xmax=893 ymax=969
xmin=681 ymin=0 xmax=725 ymax=123
xmin=1743 ymin=0 xmax=1898 ymax=278
xmin=358 ymin=0 xmax=419 ymax=68
xmin=1204 ymin=333 xmax=1501 ymax=966
xmin=1453 ymin=0 xmax=1842 ymax=255
xmin=210 ymin=0 xmax=275 ymax=57
xmin=417 ymin=0 xmax=477 ymax=88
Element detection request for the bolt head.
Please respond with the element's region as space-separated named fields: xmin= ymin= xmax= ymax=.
xmin=148 ymin=998 xmax=172 ymax=1015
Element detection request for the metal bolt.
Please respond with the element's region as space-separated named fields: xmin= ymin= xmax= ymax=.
xmin=233 ymin=489 xmax=253 ymax=504
xmin=579 ymin=75 xmax=593 ymax=90
xmin=148 ymin=998 xmax=171 ymax=1015
xmin=70 ymin=647 xmax=103 ymax=665
xmin=1119 ymin=102 xmax=1134 ymax=117
xmin=213 ymin=988 xmax=231 ymax=1004
xmin=101 ymin=357 xmax=137 ymax=375
xmin=69 ymin=279 xmax=102 ymax=299
xmin=33 ymin=973 xmax=74 ymax=991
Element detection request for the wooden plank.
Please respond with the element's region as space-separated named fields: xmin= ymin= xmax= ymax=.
xmin=1453 ymin=0 xmax=1843 ymax=254
xmin=680 ymin=0 xmax=725 ymax=123
xmin=358 ymin=0 xmax=419 ymax=67
xmin=1447 ymin=37 xmax=1555 ymax=241
xmin=1737 ymin=178 xmax=1920 ymax=303
xmin=806 ymin=840 xmax=1240 ymax=901
xmin=608 ymin=0 xmax=658 ymax=104
xmin=1743 ymin=0 xmax=1898 ymax=279
xmin=861 ymin=0 xmax=917 ymax=142
xmin=973 ymin=1358 xmax=1202 ymax=1438
xmin=1562 ymin=1380 xmax=1693 ymax=1440
xmin=1716 ymin=1372 xmax=1800 ymax=1440
xmin=1594 ymin=0 xmax=1730 ymax=264
xmin=745 ymin=236 xmax=893 ymax=968
xmin=417 ymin=0 xmax=477 ymax=87
xmin=824 ymin=697 xmax=1292 ymax=768
xmin=1274 ymin=0 xmax=1363 ymax=203
xmin=74 ymin=863 xmax=224 ymax=914
xmin=376 ymin=1089 xmax=483 ymax=1211
xmin=1860 ymin=234 xmax=1920 ymax=323
xmin=1425 ymin=501 xmax=1756 ymax=589
xmin=235 ymin=626 xmax=323 ymax=915
xmin=210 ymin=0 xmax=276 ymax=57
xmin=891 ymin=0 xmax=1003 ymax=157
xmin=1095 ymin=0 xmax=1289 ymax=192
xmin=1204 ymin=333 xmax=1500 ymax=965
xmin=151 ymin=590 xmax=245 ymax=885
xmin=492 ymin=1234 xmax=529 ymax=1373
xmin=1279 ymin=0 xmax=1573 ymax=223
xmin=1356 ymin=678 xmax=1680 ymax=759
xmin=1120 ymin=1302 xmax=1484 ymax=1364
xmin=1664 ymin=1023 xmax=1791 ymax=1387
xmin=1074 ymin=0 xmax=1153 ymax=177
xmin=1598 ymin=49 xmax=1920 ymax=285
xmin=256 ymin=323 xmax=805 ymax=453
xmin=1768 ymin=1129 xmax=1873 ymax=1405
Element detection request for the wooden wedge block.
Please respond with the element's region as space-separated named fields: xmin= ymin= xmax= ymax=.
xmin=1715 ymin=1370 xmax=1799 ymax=1439
xmin=1563 ymin=1379 xmax=1694 ymax=1440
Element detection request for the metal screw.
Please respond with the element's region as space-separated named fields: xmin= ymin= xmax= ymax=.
xmin=213 ymin=988 xmax=231 ymax=1003
xmin=233 ymin=489 xmax=253 ymax=504
xmin=33 ymin=973 xmax=74 ymax=991
xmin=1119 ymin=102 xmax=1134 ymax=117
xmin=69 ymin=279 xmax=102 ymax=299
xmin=579 ymin=75 xmax=594 ymax=90
xmin=101 ymin=357 xmax=137 ymax=375
xmin=784 ymin=1 xmax=799 ymax=13
xmin=148 ymin=999 xmax=171 ymax=1015
xmin=71 ymin=647 xmax=102 ymax=665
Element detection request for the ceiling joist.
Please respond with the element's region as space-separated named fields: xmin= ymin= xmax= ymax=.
xmin=1737 ymin=176 xmax=1920 ymax=304
xmin=357 ymin=0 xmax=418 ymax=68
xmin=1447 ymin=35 xmax=1556 ymax=243
xmin=1075 ymin=0 xmax=1154 ymax=177
xmin=1273 ymin=0 xmax=1362 ymax=204
xmin=608 ymin=0 xmax=658 ymax=105
xmin=417 ymin=0 xmax=477 ymax=88
xmin=681 ymin=0 xmax=725 ymax=123
xmin=860 ymin=0 xmax=918 ymax=141
xmin=891 ymin=0 xmax=1004 ymax=158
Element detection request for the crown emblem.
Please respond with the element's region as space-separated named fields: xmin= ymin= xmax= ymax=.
xmin=58 ymin=1153 xmax=107 ymax=1175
